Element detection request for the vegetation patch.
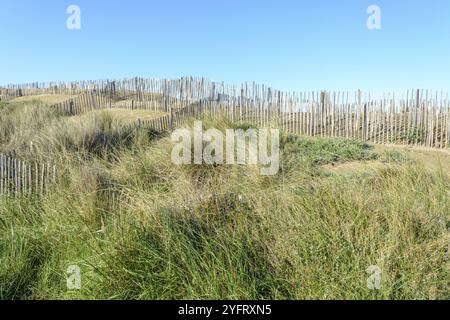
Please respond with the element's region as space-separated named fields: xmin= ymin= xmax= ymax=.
xmin=10 ymin=94 xmax=79 ymax=105
xmin=0 ymin=101 xmax=448 ymax=300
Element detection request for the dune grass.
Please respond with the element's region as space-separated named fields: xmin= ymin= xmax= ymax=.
xmin=10 ymin=94 xmax=79 ymax=105
xmin=69 ymin=108 xmax=168 ymax=124
xmin=0 ymin=101 xmax=448 ymax=300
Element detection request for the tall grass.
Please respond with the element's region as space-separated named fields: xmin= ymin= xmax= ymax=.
xmin=0 ymin=102 xmax=448 ymax=300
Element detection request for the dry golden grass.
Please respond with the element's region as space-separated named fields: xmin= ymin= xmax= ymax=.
xmin=11 ymin=94 xmax=78 ymax=105
xmin=68 ymin=108 xmax=168 ymax=124
xmin=375 ymin=145 xmax=450 ymax=173
xmin=323 ymin=145 xmax=450 ymax=177
xmin=323 ymin=161 xmax=389 ymax=175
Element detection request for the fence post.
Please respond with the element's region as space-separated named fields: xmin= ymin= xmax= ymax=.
xmin=320 ymin=91 xmax=326 ymax=136
xmin=169 ymin=101 xmax=173 ymax=130
xmin=164 ymin=79 xmax=168 ymax=114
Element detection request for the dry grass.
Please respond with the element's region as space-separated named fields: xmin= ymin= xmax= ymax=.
xmin=323 ymin=144 xmax=450 ymax=177
xmin=375 ymin=145 xmax=450 ymax=174
xmin=323 ymin=161 xmax=389 ymax=175
xmin=11 ymin=94 xmax=78 ymax=105
xmin=68 ymin=108 xmax=168 ymax=124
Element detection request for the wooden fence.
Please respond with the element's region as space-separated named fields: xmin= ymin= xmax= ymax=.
xmin=2 ymin=77 xmax=449 ymax=201
xmin=120 ymin=103 xmax=198 ymax=133
xmin=0 ymin=88 xmax=22 ymax=101
xmin=195 ymin=92 xmax=450 ymax=149
xmin=4 ymin=77 xmax=450 ymax=148
xmin=0 ymin=153 xmax=56 ymax=197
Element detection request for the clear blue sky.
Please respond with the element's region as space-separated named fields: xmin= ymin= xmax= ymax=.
xmin=1 ymin=0 xmax=449 ymax=91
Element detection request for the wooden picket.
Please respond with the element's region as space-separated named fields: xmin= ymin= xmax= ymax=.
xmin=0 ymin=153 xmax=56 ymax=197
xmin=2 ymin=78 xmax=450 ymax=148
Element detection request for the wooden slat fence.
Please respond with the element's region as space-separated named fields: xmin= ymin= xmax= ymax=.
xmin=121 ymin=106 xmax=197 ymax=133
xmin=0 ymin=153 xmax=56 ymax=197
xmin=5 ymin=78 xmax=450 ymax=148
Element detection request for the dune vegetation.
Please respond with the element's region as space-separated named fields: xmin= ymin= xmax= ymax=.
xmin=0 ymin=98 xmax=448 ymax=300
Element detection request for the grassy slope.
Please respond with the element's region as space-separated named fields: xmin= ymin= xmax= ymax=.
xmin=0 ymin=101 xmax=448 ymax=300
xmin=10 ymin=94 xmax=79 ymax=105
xmin=70 ymin=109 xmax=168 ymax=123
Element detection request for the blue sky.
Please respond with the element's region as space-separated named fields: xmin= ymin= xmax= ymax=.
xmin=0 ymin=0 xmax=449 ymax=91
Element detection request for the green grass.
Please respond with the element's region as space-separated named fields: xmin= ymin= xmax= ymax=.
xmin=0 ymin=106 xmax=448 ymax=300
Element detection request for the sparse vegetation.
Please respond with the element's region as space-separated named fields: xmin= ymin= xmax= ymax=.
xmin=399 ymin=128 xmax=427 ymax=144
xmin=0 ymin=98 xmax=448 ymax=300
